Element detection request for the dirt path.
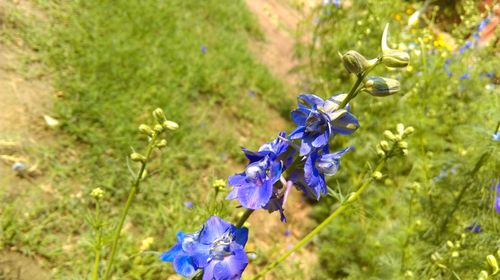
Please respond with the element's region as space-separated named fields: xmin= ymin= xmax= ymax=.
xmin=0 ymin=1 xmax=52 ymax=279
xmin=244 ymin=0 xmax=319 ymax=278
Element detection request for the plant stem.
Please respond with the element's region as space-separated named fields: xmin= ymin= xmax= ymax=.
xmin=103 ymin=133 xmax=158 ymax=280
xmin=252 ymin=160 xmax=385 ymax=279
xmin=338 ymin=60 xmax=380 ymax=109
xmin=92 ymin=201 xmax=102 ymax=280
xmin=437 ymin=151 xmax=490 ymax=237
xmin=236 ymin=209 xmax=254 ymax=228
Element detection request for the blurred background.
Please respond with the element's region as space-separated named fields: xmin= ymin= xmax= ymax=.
xmin=0 ymin=0 xmax=498 ymax=279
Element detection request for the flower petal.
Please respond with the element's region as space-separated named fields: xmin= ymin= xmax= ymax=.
xmin=173 ymin=254 xmax=197 ymax=278
xmin=231 ymin=226 xmax=249 ymax=247
xmin=331 ymin=112 xmax=359 ymax=135
xmin=299 ymin=134 xmax=314 ymax=156
xmin=289 ymin=126 xmax=305 ymax=140
xmin=237 ymin=181 xmax=273 ymax=209
xmin=298 ymin=94 xmax=325 ymax=107
xmin=228 ymin=173 xmax=247 ymax=187
xmin=160 ymin=242 xmax=183 ymax=262
xmin=200 ymin=216 xmax=231 ymax=244
xmin=213 ymin=248 xmax=249 ymax=280
xmin=312 ymin=131 xmax=329 ymax=148
xmin=202 ymin=261 xmax=216 ymax=280
xmin=291 ymin=108 xmax=309 ymax=125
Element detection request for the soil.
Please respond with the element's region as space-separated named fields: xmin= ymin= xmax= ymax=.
xmin=0 ymin=1 xmax=53 ymax=279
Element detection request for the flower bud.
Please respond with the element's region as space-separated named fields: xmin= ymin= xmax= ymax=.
xmin=404 ymin=126 xmax=415 ymax=136
xmin=478 ymin=270 xmax=489 ymax=280
xmin=487 ymin=255 xmax=499 ymax=272
xmin=384 ymin=130 xmax=397 ymax=141
xmin=381 ymin=24 xmax=410 ymax=68
xmin=382 ymin=51 xmax=410 ymax=68
xmin=138 ymin=124 xmax=154 ymax=135
xmin=154 ymin=124 xmax=164 ymax=133
xmin=372 ymin=171 xmax=383 ymax=180
xmin=451 ymin=251 xmax=459 ymax=258
xmin=163 ymin=120 xmax=179 ymax=130
xmin=398 ymin=141 xmax=408 ymax=149
xmin=446 ymin=241 xmax=454 ymax=248
xmin=402 ymin=148 xmax=408 ymax=156
xmin=346 ymin=192 xmax=358 ymax=203
xmin=363 ymin=76 xmax=400 ymax=97
xmin=376 ymin=147 xmax=386 ymax=157
xmin=396 ymin=123 xmax=405 ymax=135
xmin=130 ymin=152 xmax=146 ymax=162
xmin=380 ymin=140 xmax=390 ymax=151
xmin=156 ymin=139 xmax=167 ymax=148
xmin=339 ymin=50 xmax=375 ymax=75
xmin=90 ymin=187 xmax=105 ymax=199
xmin=153 ymin=108 xmax=166 ymax=123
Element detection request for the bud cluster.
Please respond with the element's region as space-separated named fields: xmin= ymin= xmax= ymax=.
xmin=376 ymin=123 xmax=414 ymax=158
xmin=131 ymin=108 xmax=179 ymax=163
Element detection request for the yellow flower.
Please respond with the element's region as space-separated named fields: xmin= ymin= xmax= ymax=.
xmin=140 ymin=237 xmax=155 ymax=251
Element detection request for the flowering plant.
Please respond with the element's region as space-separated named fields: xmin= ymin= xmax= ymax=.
xmin=89 ymin=24 xmax=415 ymax=280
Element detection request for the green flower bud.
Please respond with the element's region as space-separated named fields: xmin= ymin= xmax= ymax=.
xmin=154 ymin=124 xmax=164 ymax=133
xmin=372 ymin=171 xmax=383 ymax=180
xmin=451 ymin=251 xmax=459 ymax=258
xmin=138 ymin=124 xmax=154 ymax=135
xmin=381 ymin=23 xmax=410 ymax=68
xmin=487 ymin=255 xmax=499 ymax=273
xmin=90 ymin=187 xmax=105 ymax=199
xmin=376 ymin=147 xmax=386 ymax=157
xmin=380 ymin=140 xmax=390 ymax=151
xmin=153 ymin=108 xmax=166 ymax=123
xmin=446 ymin=241 xmax=454 ymax=248
xmin=363 ymin=76 xmax=400 ymax=97
xmin=382 ymin=51 xmax=410 ymax=68
xmin=384 ymin=130 xmax=397 ymax=141
xmin=163 ymin=120 xmax=179 ymax=130
xmin=396 ymin=123 xmax=405 ymax=135
xmin=130 ymin=152 xmax=146 ymax=162
xmin=478 ymin=270 xmax=489 ymax=280
xmin=398 ymin=141 xmax=408 ymax=149
xmin=156 ymin=139 xmax=167 ymax=148
xmin=404 ymin=126 xmax=415 ymax=136
xmin=346 ymin=192 xmax=358 ymax=203
xmin=339 ymin=50 xmax=376 ymax=75
xmin=402 ymin=148 xmax=408 ymax=156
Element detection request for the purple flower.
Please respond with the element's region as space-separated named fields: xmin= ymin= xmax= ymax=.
xmin=227 ymin=133 xmax=295 ymax=211
xmin=11 ymin=162 xmax=26 ymax=172
xmin=290 ymin=146 xmax=351 ymax=199
xmin=201 ymin=45 xmax=207 ymax=54
xmin=160 ymin=216 xmax=249 ymax=279
xmin=184 ymin=201 xmax=194 ymax=209
xmin=289 ymin=94 xmax=359 ymax=156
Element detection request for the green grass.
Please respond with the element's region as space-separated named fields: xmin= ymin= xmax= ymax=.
xmin=1 ymin=0 xmax=297 ymax=278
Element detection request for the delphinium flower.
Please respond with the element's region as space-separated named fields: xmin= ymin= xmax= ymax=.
xmin=290 ymin=147 xmax=351 ymax=199
xmin=161 ymin=216 xmax=249 ymax=279
xmin=289 ymin=93 xmax=359 ymax=156
xmin=227 ymin=132 xmax=295 ymax=221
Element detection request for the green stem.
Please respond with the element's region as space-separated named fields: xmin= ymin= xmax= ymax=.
xmin=92 ymin=201 xmax=102 ymax=280
xmin=252 ymin=160 xmax=385 ymax=279
xmin=338 ymin=60 xmax=380 ymax=109
xmin=236 ymin=209 xmax=254 ymax=228
xmin=437 ymin=151 xmax=490 ymax=237
xmin=103 ymin=133 xmax=158 ymax=280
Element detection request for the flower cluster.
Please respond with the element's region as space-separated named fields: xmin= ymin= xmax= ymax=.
xmin=160 ymin=24 xmax=410 ymax=279
xmin=161 ymin=216 xmax=249 ymax=280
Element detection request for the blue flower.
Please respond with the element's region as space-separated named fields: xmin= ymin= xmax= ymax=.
xmin=492 ymin=131 xmax=500 ymax=141
xmin=465 ymin=223 xmax=481 ymax=233
xmin=289 ymin=94 xmax=359 ymax=156
xmin=160 ymin=216 xmax=249 ymax=280
xmin=227 ymin=133 xmax=294 ymax=211
xmin=290 ymin=146 xmax=351 ymax=199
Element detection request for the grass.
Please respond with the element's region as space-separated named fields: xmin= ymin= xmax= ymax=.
xmin=0 ymin=0 xmax=297 ymax=278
